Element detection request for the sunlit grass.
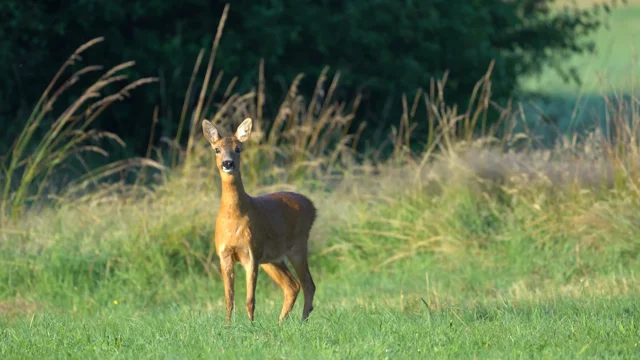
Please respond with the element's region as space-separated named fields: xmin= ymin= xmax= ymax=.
xmin=1 ymin=297 xmax=639 ymax=359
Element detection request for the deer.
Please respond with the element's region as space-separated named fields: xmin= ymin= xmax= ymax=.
xmin=201 ymin=117 xmax=318 ymax=325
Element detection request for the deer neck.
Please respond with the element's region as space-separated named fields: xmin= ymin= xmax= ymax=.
xmin=219 ymin=172 xmax=249 ymax=214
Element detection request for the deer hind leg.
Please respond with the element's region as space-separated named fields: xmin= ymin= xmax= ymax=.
xmin=219 ymin=254 xmax=236 ymax=324
xmin=261 ymin=261 xmax=300 ymax=325
xmin=288 ymin=250 xmax=316 ymax=322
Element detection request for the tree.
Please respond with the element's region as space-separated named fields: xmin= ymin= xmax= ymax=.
xmin=0 ymin=0 xmax=610 ymax=157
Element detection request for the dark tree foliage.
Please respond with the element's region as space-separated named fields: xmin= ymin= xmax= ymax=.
xmin=0 ymin=0 xmax=610 ymax=156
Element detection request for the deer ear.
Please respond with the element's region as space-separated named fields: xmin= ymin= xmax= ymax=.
xmin=202 ymin=119 xmax=220 ymax=144
xmin=235 ymin=118 xmax=253 ymax=143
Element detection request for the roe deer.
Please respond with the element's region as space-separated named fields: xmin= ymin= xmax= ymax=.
xmin=202 ymin=117 xmax=317 ymax=325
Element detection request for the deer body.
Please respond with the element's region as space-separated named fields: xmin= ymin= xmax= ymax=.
xmin=203 ymin=118 xmax=317 ymax=325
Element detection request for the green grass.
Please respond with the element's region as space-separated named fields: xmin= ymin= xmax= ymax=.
xmin=2 ymin=297 xmax=639 ymax=359
xmin=1 ymin=179 xmax=639 ymax=358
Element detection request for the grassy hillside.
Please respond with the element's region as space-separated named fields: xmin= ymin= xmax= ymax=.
xmin=524 ymin=0 xmax=640 ymax=94
xmin=519 ymin=0 xmax=640 ymax=139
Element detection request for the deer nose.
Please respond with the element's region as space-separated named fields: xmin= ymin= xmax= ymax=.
xmin=222 ymin=160 xmax=235 ymax=170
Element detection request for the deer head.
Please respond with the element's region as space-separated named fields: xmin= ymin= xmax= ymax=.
xmin=202 ymin=118 xmax=253 ymax=176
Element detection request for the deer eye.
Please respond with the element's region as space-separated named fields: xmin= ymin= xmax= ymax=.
xmin=215 ymin=148 xmax=221 ymax=154
xmin=235 ymin=146 xmax=241 ymax=153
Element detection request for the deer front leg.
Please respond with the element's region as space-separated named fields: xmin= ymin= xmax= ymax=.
xmin=244 ymin=257 xmax=259 ymax=321
xmin=220 ymin=254 xmax=235 ymax=324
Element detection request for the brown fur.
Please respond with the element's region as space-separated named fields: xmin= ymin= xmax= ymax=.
xmin=202 ymin=118 xmax=317 ymax=325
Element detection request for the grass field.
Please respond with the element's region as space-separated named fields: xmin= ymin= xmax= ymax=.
xmin=2 ymin=4 xmax=640 ymax=359
xmin=2 ymin=177 xmax=640 ymax=358
xmin=2 ymin=297 xmax=638 ymax=358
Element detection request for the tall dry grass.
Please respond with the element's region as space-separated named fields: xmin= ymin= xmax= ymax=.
xmin=0 ymin=37 xmax=163 ymax=227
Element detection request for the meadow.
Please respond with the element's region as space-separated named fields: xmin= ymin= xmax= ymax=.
xmin=2 ymin=3 xmax=640 ymax=359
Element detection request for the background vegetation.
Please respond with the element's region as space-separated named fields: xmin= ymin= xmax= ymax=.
xmin=0 ymin=0 xmax=613 ymax=155
xmin=1 ymin=0 xmax=640 ymax=358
